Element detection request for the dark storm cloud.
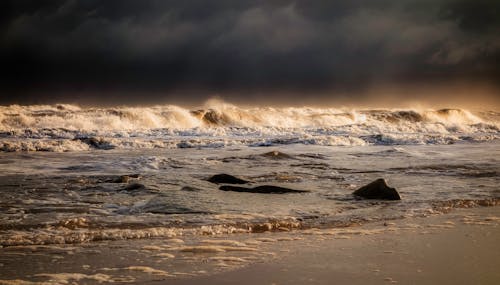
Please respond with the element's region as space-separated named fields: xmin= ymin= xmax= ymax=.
xmin=0 ymin=0 xmax=499 ymax=104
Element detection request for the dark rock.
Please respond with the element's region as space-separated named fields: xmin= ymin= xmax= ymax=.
xmin=111 ymin=176 xmax=129 ymax=183
xmin=207 ymin=174 xmax=249 ymax=184
xmin=219 ymin=185 xmax=309 ymax=194
xmin=123 ymin=183 xmax=146 ymax=191
xmin=353 ymin=179 xmax=401 ymax=200
xmin=176 ymin=141 xmax=192 ymax=148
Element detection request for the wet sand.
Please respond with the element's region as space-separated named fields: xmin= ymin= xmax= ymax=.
xmin=168 ymin=206 xmax=500 ymax=285
xmin=1 ymin=206 xmax=499 ymax=284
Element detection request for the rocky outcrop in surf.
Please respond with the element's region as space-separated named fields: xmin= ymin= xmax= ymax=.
xmin=219 ymin=185 xmax=309 ymax=194
xmin=207 ymin=174 xmax=249 ymax=184
xmin=353 ymin=179 xmax=401 ymax=200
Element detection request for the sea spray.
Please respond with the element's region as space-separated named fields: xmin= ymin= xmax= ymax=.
xmin=0 ymin=102 xmax=498 ymax=151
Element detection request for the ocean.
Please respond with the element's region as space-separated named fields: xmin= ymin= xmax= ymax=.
xmin=0 ymin=101 xmax=498 ymax=283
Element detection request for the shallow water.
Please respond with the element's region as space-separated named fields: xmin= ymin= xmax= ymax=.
xmin=0 ymin=143 xmax=498 ymax=247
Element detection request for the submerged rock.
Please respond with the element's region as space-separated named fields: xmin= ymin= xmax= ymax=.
xmin=259 ymin=151 xmax=294 ymax=159
xmin=207 ymin=174 xmax=249 ymax=184
xmin=108 ymin=174 xmax=141 ymax=183
xmin=180 ymin=186 xmax=201 ymax=192
xmin=353 ymin=178 xmax=401 ymax=200
xmin=219 ymin=185 xmax=309 ymax=194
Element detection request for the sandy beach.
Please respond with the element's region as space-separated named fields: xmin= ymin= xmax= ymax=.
xmin=1 ymin=205 xmax=498 ymax=285
xmin=167 ymin=206 xmax=500 ymax=285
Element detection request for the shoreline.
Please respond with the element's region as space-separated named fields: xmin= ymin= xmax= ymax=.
xmin=166 ymin=206 xmax=500 ymax=285
xmin=0 ymin=206 xmax=499 ymax=284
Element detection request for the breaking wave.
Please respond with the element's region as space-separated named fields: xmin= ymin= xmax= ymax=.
xmin=0 ymin=100 xmax=498 ymax=151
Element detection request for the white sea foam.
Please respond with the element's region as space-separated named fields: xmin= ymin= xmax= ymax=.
xmin=0 ymin=101 xmax=498 ymax=151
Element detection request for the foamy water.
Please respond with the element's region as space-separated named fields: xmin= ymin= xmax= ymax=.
xmin=0 ymin=143 xmax=498 ymax=247
xmin=0 ymin=101 xmax=498 ymax=152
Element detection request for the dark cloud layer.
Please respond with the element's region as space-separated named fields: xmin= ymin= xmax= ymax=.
xmin=1 ymin=0 xmax=499 ymax=105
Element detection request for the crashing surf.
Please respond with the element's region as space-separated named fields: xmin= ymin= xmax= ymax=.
xmin=1 ymin=101 xmax=498 ymax=152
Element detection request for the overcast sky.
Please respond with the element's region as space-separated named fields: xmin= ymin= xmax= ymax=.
xmin=1 ymin=0 xmax=499 ymax=106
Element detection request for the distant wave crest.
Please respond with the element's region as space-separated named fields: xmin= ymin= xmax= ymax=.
xmin=0 ymin=101 xmax=498 ymax=151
